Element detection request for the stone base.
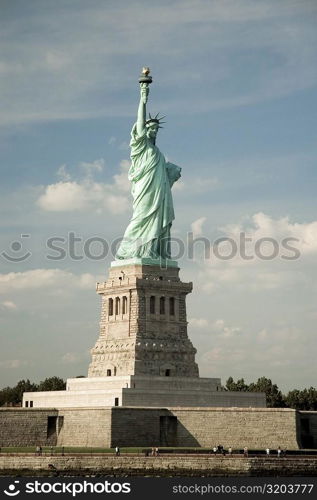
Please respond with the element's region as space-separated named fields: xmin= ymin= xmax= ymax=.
xmin=23 ymin=375 xmax=266 ymax=409
xmin=2 ymin=406 xmax=314 ymax=450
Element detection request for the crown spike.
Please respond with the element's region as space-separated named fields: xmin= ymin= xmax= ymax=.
xmin=145 ymin=112 xmax=167 ymax=126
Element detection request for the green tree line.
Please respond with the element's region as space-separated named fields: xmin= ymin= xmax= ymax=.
xmin=0 ymin=377 xmax=66 ymax=406
xmin=225 ymin=376 xmax=317 ymax=410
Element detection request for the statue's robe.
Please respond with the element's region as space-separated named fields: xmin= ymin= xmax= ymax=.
xmin=116 ymin=123 xmax=181 ymax=260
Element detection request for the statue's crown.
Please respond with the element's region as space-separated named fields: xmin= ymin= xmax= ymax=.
xmin=146 ymin=113 xmax=166 ymax=128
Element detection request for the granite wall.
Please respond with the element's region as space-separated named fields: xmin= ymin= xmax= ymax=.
xmin=0 ymin=409 xmax=58 ymax=447
xmin=0 ymin=406 xmax=311 ymax=450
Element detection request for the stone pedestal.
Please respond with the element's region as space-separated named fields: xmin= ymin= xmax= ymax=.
xmin=88 ymin=261 xmax=199 ymax=378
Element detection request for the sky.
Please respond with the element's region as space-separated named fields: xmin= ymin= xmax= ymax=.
xmin=0 ymin=0 xmax=317 ymax=393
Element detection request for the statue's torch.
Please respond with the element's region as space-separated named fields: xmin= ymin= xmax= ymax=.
xmin=139 ymin=67 xmax=152 ymax=85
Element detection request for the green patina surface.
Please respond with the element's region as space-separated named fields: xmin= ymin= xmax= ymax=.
xmin=115 ymin=70 xmax=181 ymax=262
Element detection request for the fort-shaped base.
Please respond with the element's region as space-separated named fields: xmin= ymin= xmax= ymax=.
xmin=23 ymin=375 xmax=266 ymax=408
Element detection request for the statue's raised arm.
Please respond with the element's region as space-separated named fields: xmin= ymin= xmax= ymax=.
xmin=136 ymin=67 xmax=152 ymax=136
xmin=137 ymin=83 xmax=149 ymax=136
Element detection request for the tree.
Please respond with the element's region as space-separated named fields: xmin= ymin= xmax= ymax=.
xmin=225 ymin=375 xmax=285 ymax=407
xmin=225 ymin=377 xmax=249 ymax=392
xmin=0 ymin=377 xmax=66 ymax=406
xmin=0 ymin=387 xmax=14 ymax=407
xmin=38 ymin=377 xmax=66 ymax=391
xmin=285 ymin=387 xmax=317 ymax=410
xmin=248 ymin=377 xmax=285 ymax=408
xmin=306 ymin=387 xmax=317 ymax=410
xmin=284 ymin=389 xmax=302 ymax=409
xmin=12 ymin=379 xmax=38 ymax=405
xmin=225 ymin=376 xmax=235 ymax=391
xmin=0 ymin=379 xmax=38 ymax=406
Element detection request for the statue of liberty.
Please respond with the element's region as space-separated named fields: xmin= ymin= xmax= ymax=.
xmin=115 ymin=68 xmax=181 ymax=261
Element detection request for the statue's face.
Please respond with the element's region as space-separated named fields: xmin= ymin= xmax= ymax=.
xmin=146 ymin=123 xmax=159 ymax=140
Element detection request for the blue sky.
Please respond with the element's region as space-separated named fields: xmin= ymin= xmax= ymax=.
xmin=0 ymin=0 xmax=317 ymax=392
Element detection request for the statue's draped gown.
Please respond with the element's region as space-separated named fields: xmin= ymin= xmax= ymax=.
xmin=116 ymin=123 xmax=181 ymax=260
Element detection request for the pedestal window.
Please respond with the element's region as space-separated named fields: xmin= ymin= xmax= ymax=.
xmin=108 ymin=298 xmax=113 ymax=316
xmin=150 ymin=295 xmax=156 ymax=314
xmin=169 ymin=297 xmax=175 ymax=316
xmin=160 ymin=296 xmax=165 ymax=314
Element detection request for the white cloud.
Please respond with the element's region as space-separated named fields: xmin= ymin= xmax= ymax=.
xmin=192 ymin=177 xmax=219 ymax=193
xmin=57 ymin=164 xmax=71 ymax=181
xmin=1 ymin=300 xmax=17 ymax=311
xmin=37 ymin=159 xmax=130 ymax=214
xmin=190 ymin=317 xmax=242 ymax=337
xmin=0 ymin=360 xmax=30 ymax=369
xmin=172 ymin=180 xmax=185 ymax=192
xmin=113 ymin=160 xmax=131 ymax=192
xmin=196 ymin=212 xmax=317 ymax=293
xmin=119 ymin=142 xmax=130 ymax=151
xmin=191 ymin=217 xmax=207 ymax=237
xmin=0 ymin=269 xmax=99 ymax=386
xmin=175 ymin=177 xmax=219 ymax=195
xmin=37 ymin=181 xmax=88 ymax=211
xmin=212 ymin=319 xmax=242 ymax=338
xmin=0 ymin=269 xmax=96 ymax=294
xmin=61 ymin=352 xmax=82 ymax=364
xmin=80 ymin=159 xmax=105 ymax=175
xmin=200 ymin=347 xmax=224 ymax=363
xmin=220 ymin=212 xmax=317 ymax=256
xmin=190 ymin=317 xmax=209 ymax=328
xmin=105 ymin=194 xmax=129 ymax=214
